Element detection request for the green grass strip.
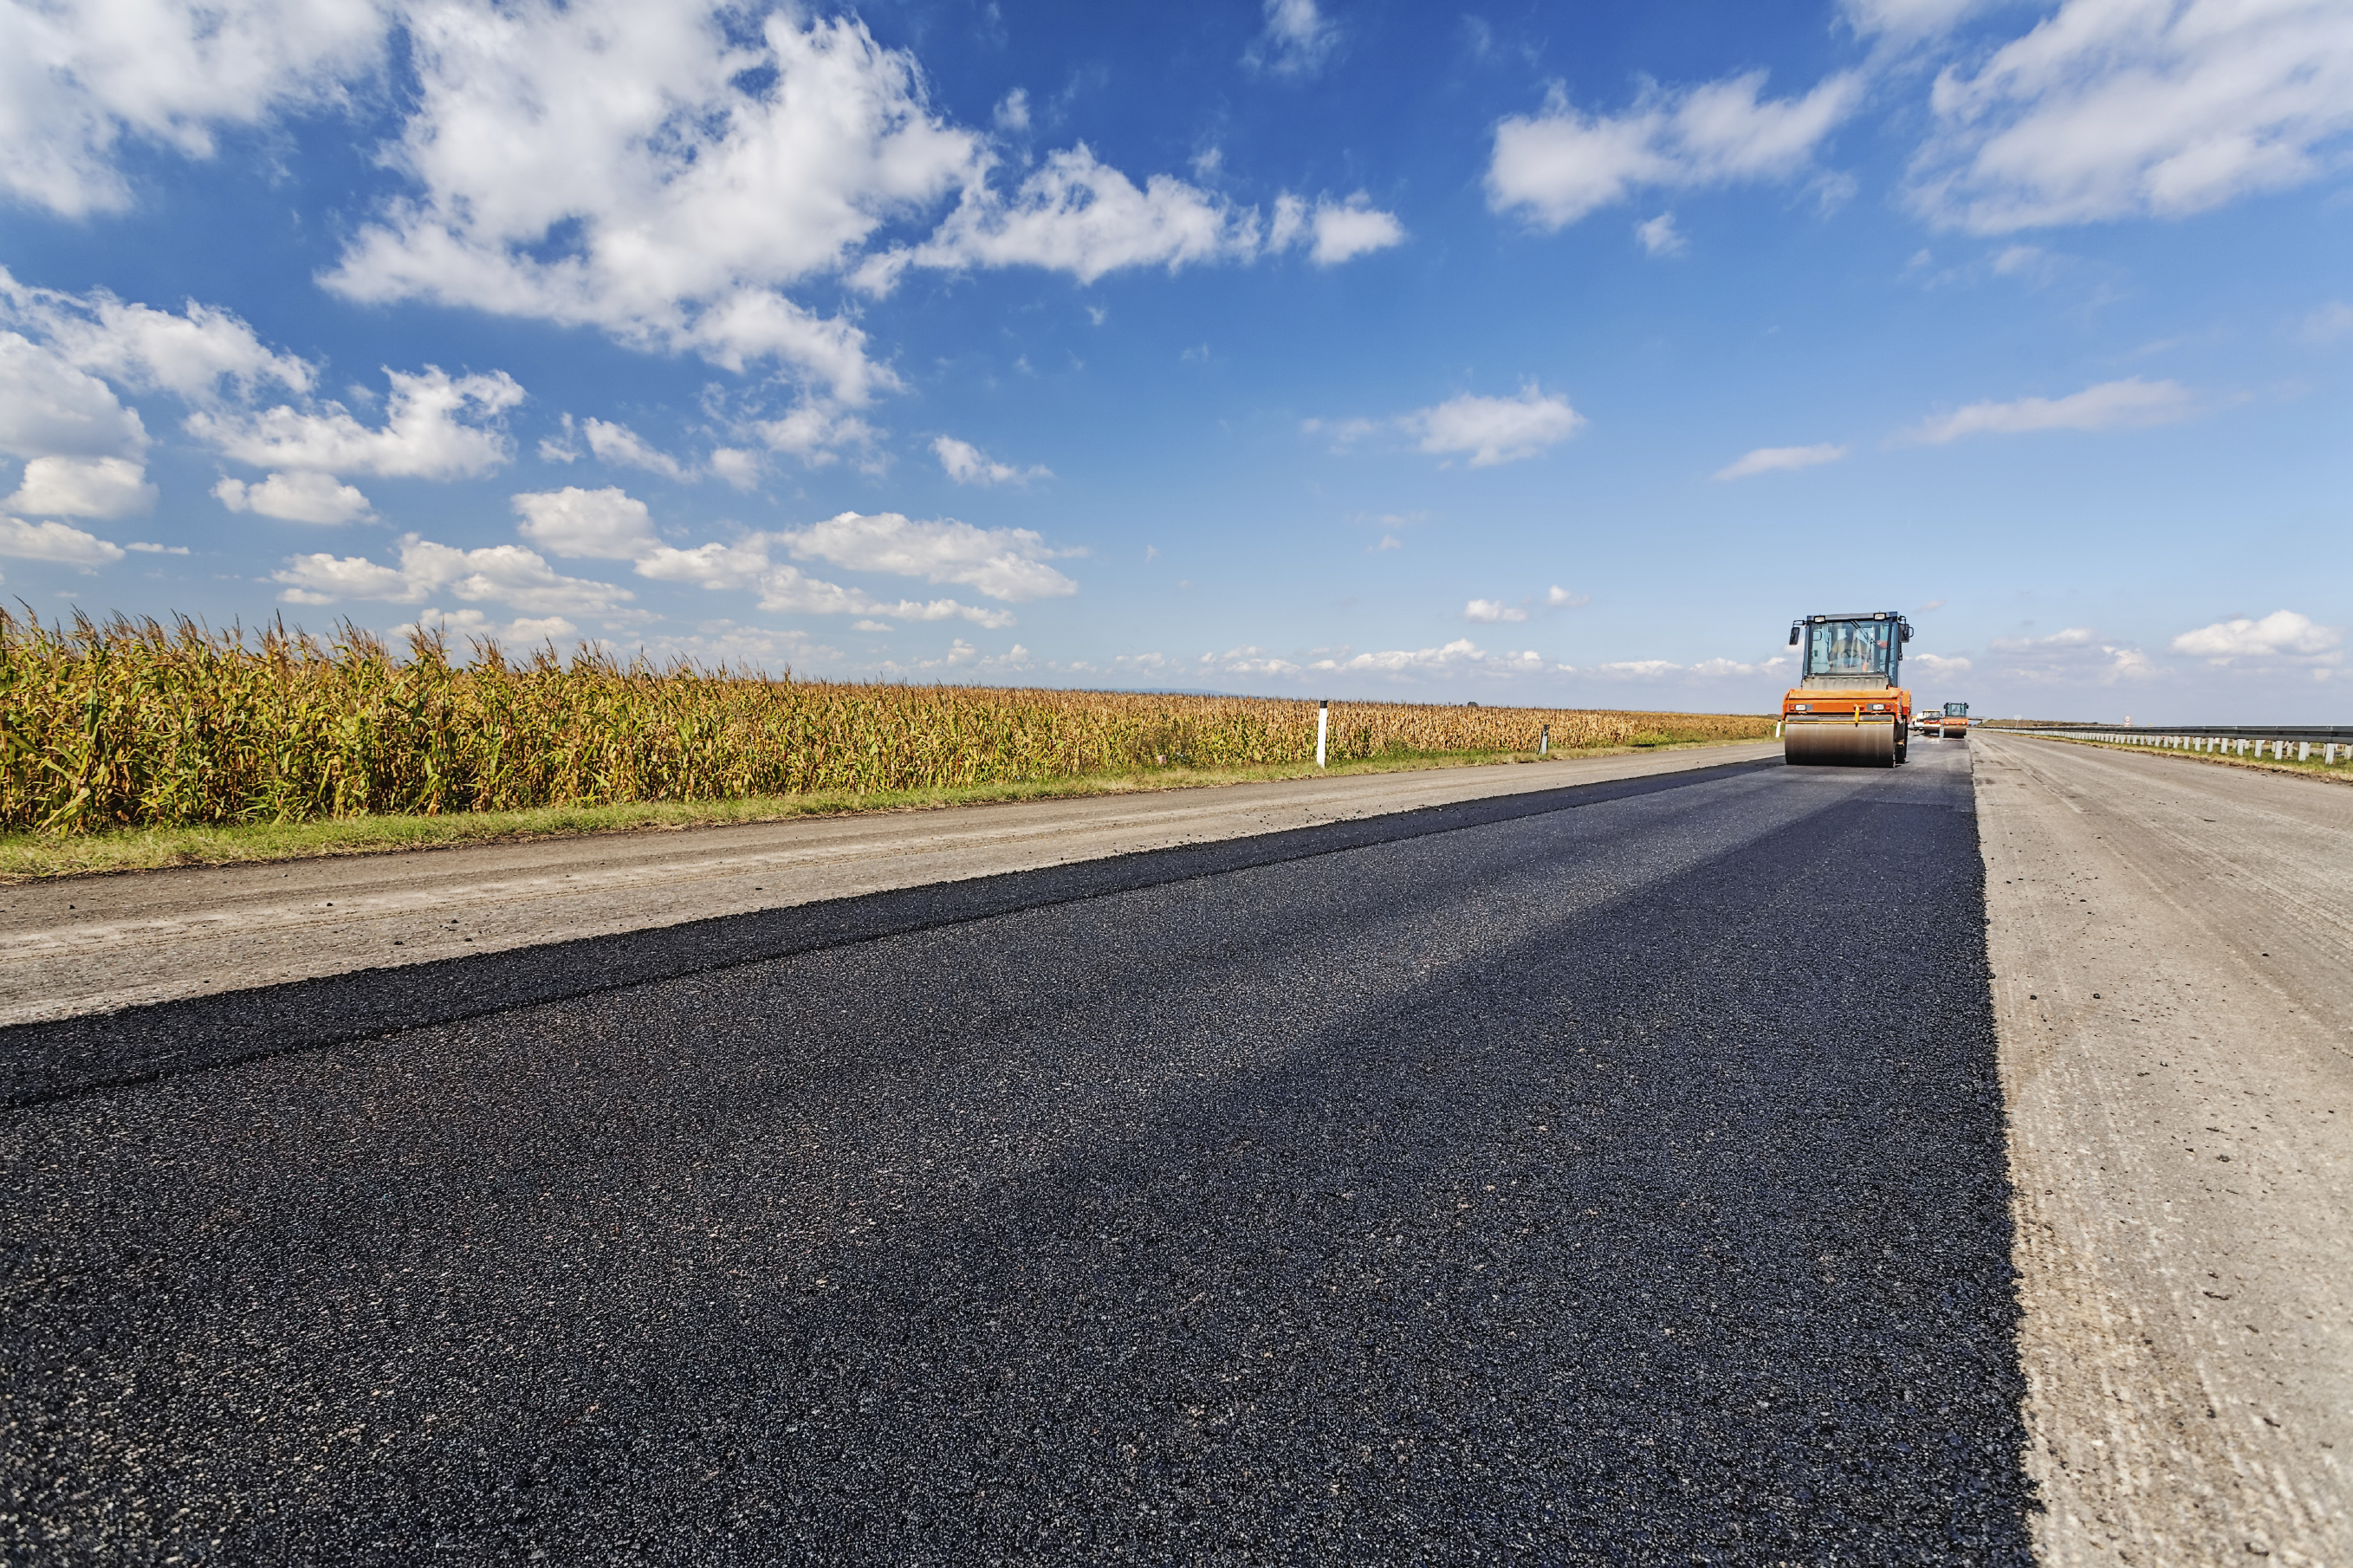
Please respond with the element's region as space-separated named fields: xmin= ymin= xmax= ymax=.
xmin=0 ymin=739 xmax=1757 ymax=883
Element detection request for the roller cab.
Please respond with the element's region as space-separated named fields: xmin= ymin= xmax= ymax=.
xmin=1780 ymin=611 xmax=1913 ymax=767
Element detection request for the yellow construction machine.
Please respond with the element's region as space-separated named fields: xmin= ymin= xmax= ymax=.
xmin=1932 ymin=701 xmax=1970 ymax=739
xmin=1780 ymin=611 xmax=1914 ymax=766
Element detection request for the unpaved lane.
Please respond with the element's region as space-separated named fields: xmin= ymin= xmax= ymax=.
xmin=0 ymin=744 xmax=1773 ymax=1027
xmin=1974 ymin=731 xmax=2353 ymax=1565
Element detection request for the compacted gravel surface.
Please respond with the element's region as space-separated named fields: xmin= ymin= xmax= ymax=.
xmin=2 ymin=744 xmax=2031 ymax=1563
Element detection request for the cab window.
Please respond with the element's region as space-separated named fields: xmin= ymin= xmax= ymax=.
xmin=1806 ymin=620 xmax=1891 ymax=680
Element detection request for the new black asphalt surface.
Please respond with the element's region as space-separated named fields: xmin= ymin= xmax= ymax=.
xmin=3 ymin=744 xmax=2031 ymax=1563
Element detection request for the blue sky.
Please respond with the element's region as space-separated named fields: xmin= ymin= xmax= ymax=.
xmin=2 ymin=0 xmax=2348 ymax=720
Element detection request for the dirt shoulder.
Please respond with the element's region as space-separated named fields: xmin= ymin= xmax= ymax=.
xmin=1975 ymin=729 xmax=2353 ymax=1566
xmin=1996 ymin=730 xmax=2353 ymax=787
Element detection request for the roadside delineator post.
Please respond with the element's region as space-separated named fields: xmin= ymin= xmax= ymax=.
xmin=1539 ymin=722 xmax=1550 ymax=755
xmin=1316 ymin=699 xmax=1329 ymax=769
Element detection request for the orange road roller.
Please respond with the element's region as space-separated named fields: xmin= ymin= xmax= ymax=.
xmin=1781 ymin=611 xmax=1914 ymax=767
xmin=1937 ymin=701 xmax=1970 ymax=739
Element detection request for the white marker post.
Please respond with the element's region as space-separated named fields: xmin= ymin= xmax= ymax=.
xmin=1539 ymin=722 xmax=1550 ymax=755
xmin=1316 ymin=698 xmax=1329 ymax=769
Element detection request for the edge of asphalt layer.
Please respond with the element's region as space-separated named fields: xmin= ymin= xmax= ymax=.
xmin=3 ymin=756 xmax=1786 ymax=1109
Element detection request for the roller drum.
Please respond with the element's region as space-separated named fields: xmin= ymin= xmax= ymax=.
xmin=1784 ymin=719 xmax=1896 ymax=767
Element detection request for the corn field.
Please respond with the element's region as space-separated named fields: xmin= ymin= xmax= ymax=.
xmin=0 ymin=610 xmax=1775 ymax=835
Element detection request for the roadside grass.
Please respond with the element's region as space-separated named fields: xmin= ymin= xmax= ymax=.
xmin=0 ymin=737 xmax=1760 ymax=883
xmin=2020 ymin=732 xmax=2353 ymax=787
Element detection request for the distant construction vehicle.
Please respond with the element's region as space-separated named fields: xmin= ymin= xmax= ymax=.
xmin=1780 ymin=611 xmax=1914 ymax=767
xmin=1932 ymin=701 xmax=1971 ymax=739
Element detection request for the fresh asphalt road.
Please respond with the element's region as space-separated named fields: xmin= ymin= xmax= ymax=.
xmin=3 ymin=744 xmax=2033 ymax=1562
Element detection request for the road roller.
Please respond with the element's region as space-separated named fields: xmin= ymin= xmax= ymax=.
xmin=1937 ymin=701 xmax=1970 ymax=739
xmin=1780 ymin=611 xmax=1914 ymax=766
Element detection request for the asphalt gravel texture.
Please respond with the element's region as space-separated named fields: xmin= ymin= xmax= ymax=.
xmin=3 ymin=745 xmax=2032 ymax=1564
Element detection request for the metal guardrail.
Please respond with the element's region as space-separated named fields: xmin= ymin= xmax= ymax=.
xmin=1987 ymin=722 xmax=2353 ymax=741
xmin=2006 ymin=725 xmax=2353 ymax=763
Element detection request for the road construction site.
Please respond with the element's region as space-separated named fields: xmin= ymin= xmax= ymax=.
xmin=2 ymin=732 xmax=2344 ymax=1563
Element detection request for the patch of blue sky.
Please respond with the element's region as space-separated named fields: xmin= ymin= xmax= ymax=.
xmin=1 ymin=0 xmax=2347 ymax=717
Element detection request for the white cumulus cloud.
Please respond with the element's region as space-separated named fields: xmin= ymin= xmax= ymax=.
xmin=0 ymin=513 xmax=126 ymax=567
xmin=0 ymin=331 xmax=149 ymax=459
xmin=751 ymin=401 xmax=882 ymax=470
xmin=779 ymin=510 xmax=1079 ymax=602
xmin=511 ymin=485 xmax=659 ymax=560
xmin=0 ymin=0 xmax=386 ymax=217
xmin=1558 ymin=654 xmax=1791 ymax=680
xmin=1716 ymin=442 xmax=1848 ymax=478
xmin=273 ymin=535 xmax=633 ymax=615
xmin=627 ymin=537 xmax=1012 ymax=626
xmin=1913 ymin=0 xmax=2353 ymax=232
xmin=874 ymin=145 xmax=1257 ymax=290
xmin=1488 ymin=70 xmax=1863 ymax=230
xmin=933 ymin=436 xmax=1049 ymax=487
xmin=1207 ymin=647 xmax=1304 ymax=677
xmin=631 ymin=540 xmax=773 ymax=591
xmin=1635 ymin=212 xmax=1686 ymax=256
xmin=189 ymin=366 xmax=523 ymax=479
xmin=5 ymin=455 xmax=155 ymax=519
xmin=1901 ymin=378 xmax=2194 ymax=443
xmin=214 ymin=470 xmax=374 ymax=524
xmin=1988 ymin=625 xmax=2162 ymax=684
xmin=752 ymin=564 xmax=1015 ymax=628
xmin=1 ymin=268 xmax=313 ymax=402
xmin=1465 ymin=599 xmax=1528 ymax=624
xmin=324 ymin=5 xmax=974 ymax=405
xmin=1270 ymin=191 xmax=1408 ymax=266
xmin=2169 ymin=610 xmax=2341 ymax=662
xmin=582 ymin=418 xmax=694 ymax=483
xmin=521 ymin=506 xmax=1041 ymax=630
xmin=1245 ymin=0 xmax=1338 ymax=78
xmin=1404 ymin=385 xmax=1585 ymax=467
xmin=1909 ymin=651 xmax=1974 ymax=677
xmin=11 ymin=0 xmax=1418 ymax=463
xmin=392 ymin=606 xmax=580 ymax=649
xmin=707 ymin=447 xmax=762 ymax=490
xmin=1311 ymin=639 xmax=1551 ymax=677
xmin=1840 ymin=0 xmax=1999 ymax=40
xmin=1684 ymin=656 xmax=1793 ymax=678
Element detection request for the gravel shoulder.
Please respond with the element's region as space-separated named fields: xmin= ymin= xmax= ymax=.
xmin=1974 ymin=731 xmax=2353 ymax=1565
